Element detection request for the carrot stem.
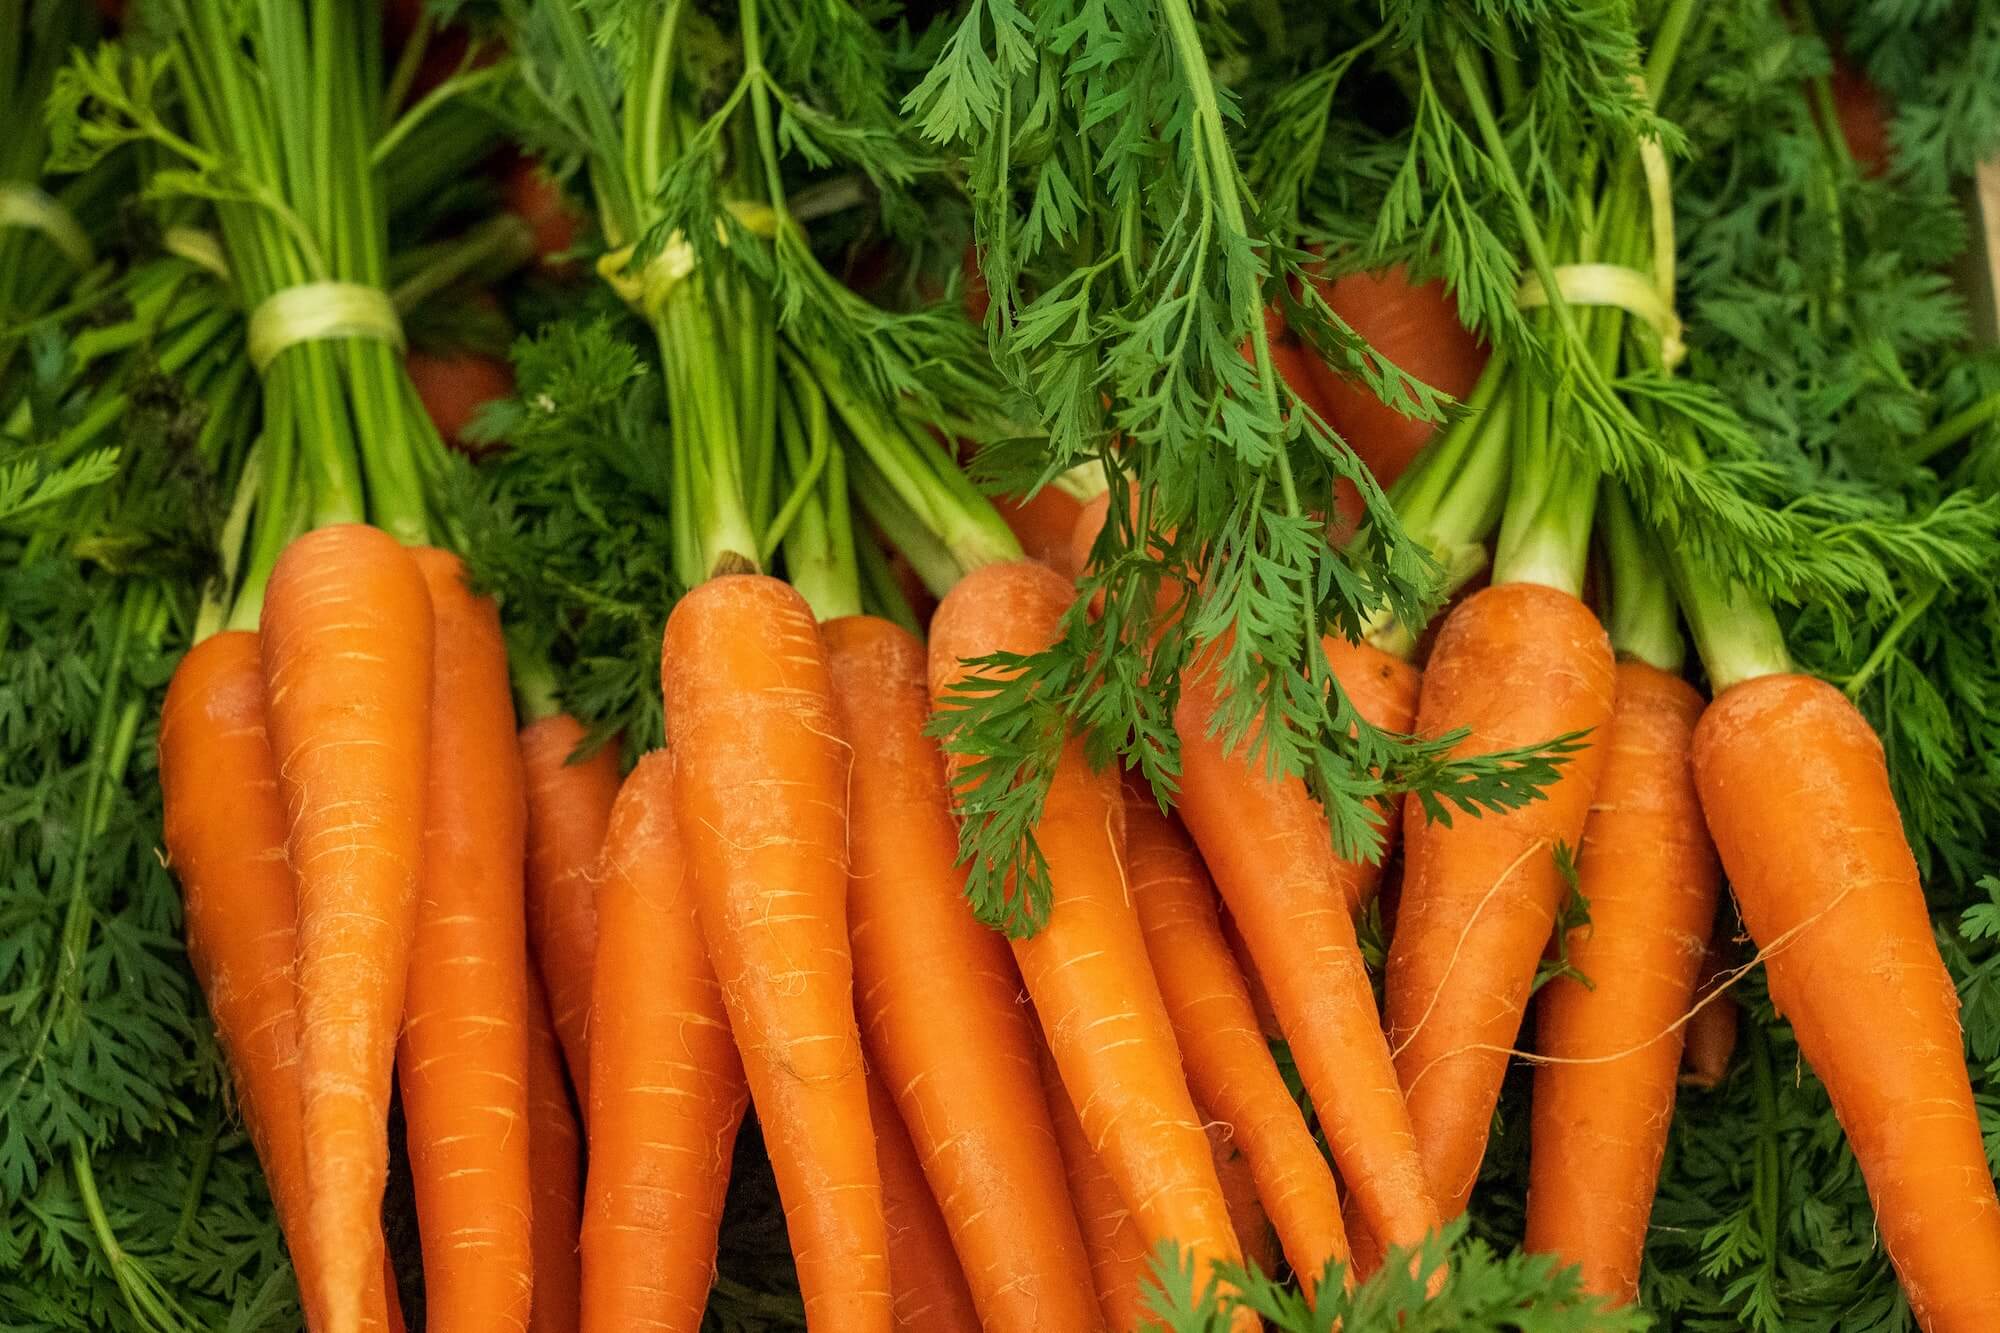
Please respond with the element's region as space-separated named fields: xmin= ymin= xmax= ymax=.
xmin=1598 ymin=482 xmax=1684 ymax=671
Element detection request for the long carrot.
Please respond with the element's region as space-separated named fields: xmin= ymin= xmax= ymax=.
xmin=259 ymin=523 xmax=434 ymax=1333
xmin=1694 ymin=673 xmax=2000 ymax=1331
xmin=866 ymin=1072 xmax=982 ymax=1332
xmin=398 ymin=549 xmax=534 ymax=1332
xmin=659 ymin=575 xmax=887 ymax=1331
xmin=1123 ymin=775 xmax=1348 ymax=1297
xmin=581 ymin=751 xmax=749 ymax=1332
xmin=1038 ymin=1041 xmax=1148 ymax=1332
xmin=1173 ymin=647 xmax=1439 ymax=1259
xmin=519 ymin=712 xmax=622 ymax=1107
xmin=523 ymin=966 xmax=583 ymax=1333
xmin=822 ymin=614 xmax=1101 ymax=1333
xmin=1523 ymin=659 xmax=1718 ymax=1304
xmin=1383 ymin=582 xmax=1616 ymax=1216
xmin=929 ymin=562 xmax=1249 ymax=1322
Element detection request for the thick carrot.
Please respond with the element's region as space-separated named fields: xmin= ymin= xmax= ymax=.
xmin=822 ymin=614 xmax=1102 ymax=1333
xmin=1694 ymin=673 xmax=2000 ymax=1332
xmin=519 ymin=712 xmax=622 ymax=1107
xmin=1123 ymin=776 xmax=1348 ymax=1297
xmin=1383 ymin=582 xmax=1616 ymax=1216
xmin=581 ymin=752 xmax=749 ymax=1332
xmin=259 ymin=523 xmax=434 ymax=1333
xmin=1524 ymin=660 xmax=1718 ymax=1304
xmin=1173 ymin=648 xmax=1439 ymax=1258
xmin=867 ymin=1073 xmax=982 ymax=1332
xmin=1039 ymin=1041 xmax=1148 ymax=1332
xmin=1680 ymin=932 xmax=1740 ymax=1091
xmin=523 ymin=967 xmax=583 ymax=1333
xmin=397 ymin=550 xmax=535 ymax=1331
xmin=929 ymin=562 xmax=1249 ymax=1320
xmin=659 ymin=575 xmax=887 ymax=1331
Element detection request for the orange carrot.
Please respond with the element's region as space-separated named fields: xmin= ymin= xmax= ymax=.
xmin=1039 ymin=1041 xmax=1148 ymax=1332
xmin=823 ymin=615 xmax=1101 ymax=1333
xmin=1694 ymin=673 xmax=2000 ymax=1331
xmin=994 ymin=485 xmax=1089 ymax=577
xmin=1124 ymin=776 xmax=1348 ymax=1297
xmin=929 ymin=562 xmax=1249 ymax=1321
xmin=259 ymin=524 xmax=434 ymax=1333
xmin=1680 ymin=932 xmax=1739 ymax=1091
xmin=1320 ymin=634 xmax=1422 ymax=909
xmin=867 ymin=1073 xmax=982 ymax=1332
xmin=519 ymin=713 xmax=622 ymax=1107
xmin=1524 ymin=660 xmax=1718 ymax=1304
xmin=523 ymin=967 xmax=583 ymax=1333
xmin=660 ymin=576 xmax=887 ymax=1331
xmin=1208 ymin=1124 xmax=1279 ymax=1279
xmin=1218 ymin=904 xmax=1283 ymax=1042
xmin=1383 ymin=582 xmax=1616 ymax=1216
xmin=1174 ymin=647 xmax=1439 ymax=1259
xmin=406 ymin=349 xmax=513 ymax=455
xmin=498 ymin=151 xmax=581 ymax=269
xmin=580 ymin=752 xmax=749 ymax=1332
xmin=397 ymin=550 xmax=535 ymax=1332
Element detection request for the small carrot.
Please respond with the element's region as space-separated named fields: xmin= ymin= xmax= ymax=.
xmin=1524 ymin=660 xmax=1719 ymax=1304
xmin=1383 ymin=582 xmax=1616 ymax=1217
xmin=581 ymin=751 xmax=749 ymax=1332
xmin=660 ymin=575 xmax=887 ymax=1332
xmin=397 ymin=550 xmax=535 ymax=1332
xmin=823 ymin=614 xmax=1101 ymax=1333
xmin=1038 ymin=1041 xmax=1148 ymax=1333
xmin=930 ymin=562 xmax=1250 ymax=1322
xmin=523 ymin=967 xmax=583 ymax=1333
xmin=1680 ymin=932 xmax=1740 ymax=1091
xmin=519 ymin=712 xmax=622 ymax=1108
xmin=259 ymin=524 xmax=435 ymax=1333
xmin=867 ymin=1072 xmax=982 ymax=1333
xmin=1123 ymin=776 xmax=1348 ymax=1297
xmin=1694 ymin=673 xmax=2000 ymax=1331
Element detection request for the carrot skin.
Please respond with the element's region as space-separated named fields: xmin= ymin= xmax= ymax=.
xmin=1124 ymin=777 xmax=1348 ymax=1297
xmin=1174 ymin=651 xmax=1439 ymax=1257
xmin=1208 ymin=1123 xmax=1279 ymax=1279
xmin=1039 ymin=1043 xmax=1149 ymax=1333
xmin=660 ymin=576 xmax=889 ymax=1332
xmin=1320 ymin=634 xmax=1422 ymax=908
xmin=867 ymin=1073 xmax=983 ymax=1332
xmin=1680 ymin=933 xmax=1740 ymax=1091
xmin=929 ymin=563 xmax=1250 ymax=1324
xmin=260 ymin=524 xmax=435 ymax=1333
xmin=1524 ymin=660 xmax=1718 ymax=1304
xmin=823 ymin=615 xmax=1102 ymax=1333
xmin=1694 ymin=673 xmax=2000 ymax=1332
xmin=994 ymin=485 xmax=1088 ymax=577
xmin=397 ymin=550 xmax=535 ymax=1332
xmin=1384 ymin=582 xmax=1616 ymax=1216
xmin=519 ymin=713 xmax=623 ymax=1108
xmin=524 ymin=968 xmax=583 ymax=1333
xmin=581 ymin=752 xmax=749 ymax=1332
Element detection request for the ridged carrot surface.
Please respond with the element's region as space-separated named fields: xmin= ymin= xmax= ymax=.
xmin=867 ymin=1072 xmax=982 ymax=1332
xmin=1039 ymin=1042 xmax=1148 ymax=1332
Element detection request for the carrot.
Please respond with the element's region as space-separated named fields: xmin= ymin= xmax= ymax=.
xmin=1250 ymin=304 xmax=1366 ymax=535
xmin=993 ymin=484 xmax=1089 ymax=577
xmin=1208 ymin=1124 xmax=1279 ymax=1279
xmin=580 ymin=751 xmax=749 ymax=1332
xmin=1680 ymin=932 xmax=1740 ymax=1091
xmin=1693 ymin=673 xmax=2000 ymax=1332
xmin=1217 ymin=904 xmax=1283 ymax=1042
xmin=1383 ymin=582 xmax=1616 ymax=1216
xmin=1123 ymin=775 xmax=1348 ymax=1297
xmin=1829 ymin=58 xmax=1893 ymax=178
xmin=1523 ymin=660 xmax=1719 ymax=1304
xmin=822 ymin=614 xmax=1102 ymax=1333
xmin=1173 ymin=647 xmax=1439 ymax=1259
xmin=523 ymin=967 xmax=583 ymax=1333
xmin=1039 ymin=1040 xmax=1149 ymax=1332
xmin=1296 ymin=267 xmax=1487 ymax=488
xmin=929 ymin=562 xmax=1249 ymax=1321
xmin=398 ymin=549 xmax=535 ymax=1332
xmin=406 ymin=349 xmax=513 ymax=455
xmin=867 ymin=1073 xmax=982 ymax=1332
xmin=1320 ymin=634 xmax=1422 ymax=908
xmin=498 ymin=152 xmax=581 ymax=269
xmin=259 ymin=523 xmax=435 ymax=1333
xmin=519 ymin=712 xmax=622 ymax=1108
xmin=659 ymin=575 xmax=888 ymax=1331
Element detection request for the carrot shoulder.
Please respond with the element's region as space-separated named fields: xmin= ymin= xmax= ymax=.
xmin=1524 ymin=660 xmax=1718 ymax=1304
xmin=1383 ymin=581 xmax=1615 ymax=1216
xmin=259 ymin=524 xmax=435 ymax=1333
xmin=822 ymin=614 xmax=1101 ymax=1333
xmin=929 ymin=561 xmax=1248 ymax=1321
xmin=399 ymin=549 xmax=535 ymax=1332
xmin=581 ymin=752 xmax=749 ymax=1332
xmin=867 ymin=1072 xmax=982 ymax=1333
xmin=1694 ymin=673 xmax=2000 ymax=1332
xmin=1124 ymin=777 xmax=1347 ymax=1297
xmin=524 ymin=967 xmax=583 ymax=1333
xmin=520 ymin=712 xmax=622 ymax=1107
xmin=660 ymin=575 xmax=888 ymax=1332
